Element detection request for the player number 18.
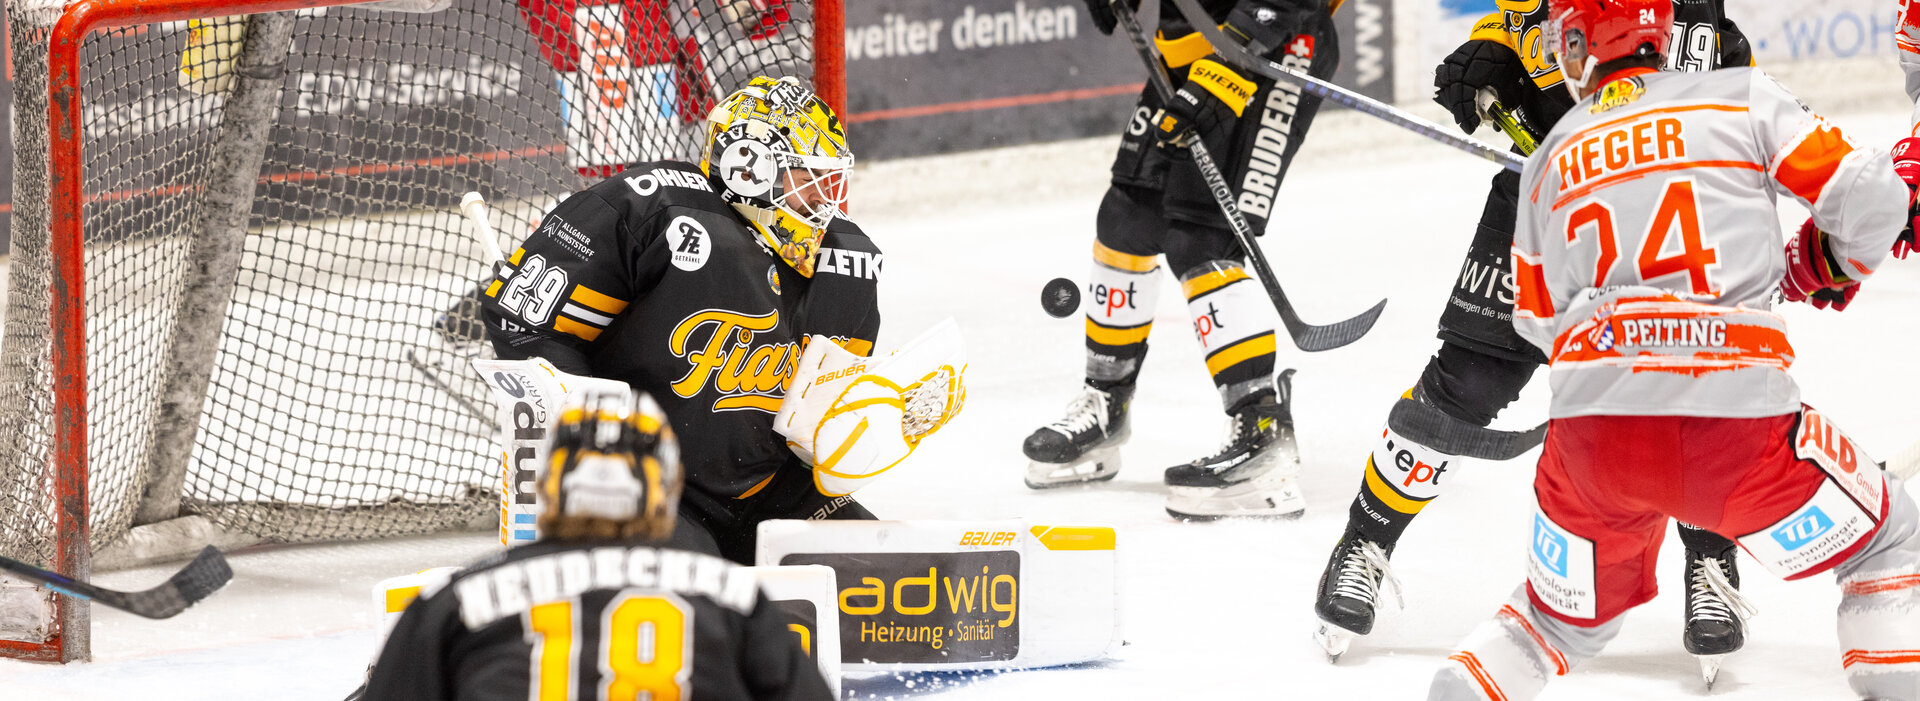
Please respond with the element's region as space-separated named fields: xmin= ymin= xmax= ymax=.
xmin=526 ymin=592 xmax=694 ymax=701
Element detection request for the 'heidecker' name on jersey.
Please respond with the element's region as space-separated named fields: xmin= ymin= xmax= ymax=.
xmin=1512 ymin=68 xmax=1906 ymax=420
xmin=480 ymin=160 xmax=882 ymax=499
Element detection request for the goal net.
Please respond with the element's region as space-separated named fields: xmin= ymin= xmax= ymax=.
xmin=0 ymin=0 xmax=841 ymax=662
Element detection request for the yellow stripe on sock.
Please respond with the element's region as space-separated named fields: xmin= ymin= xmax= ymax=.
xmin=1181 ymin=267 xmax=1250 ymax=299
xmin=1093 ymin=241 xmax=1159 ymax=273
xmin=1204 ymin=332 xmax=1275 ymax=376
xmin=1363 ymin=455 xmax=1433 ymax=515
xmin=1086 ymin=319 xmax=1152 ymax=347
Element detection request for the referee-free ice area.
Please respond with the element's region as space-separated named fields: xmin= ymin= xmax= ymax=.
xmin=6 ymin=63 xmax=1920 ymax=699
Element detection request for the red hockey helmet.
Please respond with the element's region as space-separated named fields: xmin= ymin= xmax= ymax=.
xmin=1544 ymin=0 xmax=1673 ymax=95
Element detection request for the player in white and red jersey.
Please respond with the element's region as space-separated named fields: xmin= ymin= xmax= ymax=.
xmin=1428 ymin=0 xmax=1920 ymax=698
xmin=1887 ymin=1 xmax=1920 ymax=260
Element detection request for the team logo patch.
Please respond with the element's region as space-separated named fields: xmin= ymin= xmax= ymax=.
xmin=666 ymin=216 xmax=711 ymax=272
xmin=1738 ymin=479 xmax=1876 ymax=578
xmin=1589 ymin=77 xmax=1645 ymax=114
xmin=1286 ymin=35 xmax=1314 ymax=59
xmin=1586 ymin=321 xmax=1615 ymax=352
xmin=1527 ymin=508 xmax=1597 ymax=619
xmin=767 ymin=263 xmax=782 ymax=294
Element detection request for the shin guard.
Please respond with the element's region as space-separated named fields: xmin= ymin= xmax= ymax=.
xmin=1835 ymin=474 xmax=1920 ymax=700
xmin=1180 ymin=260 xmax=1275 ymax=412
xmin=1085 ymin=241 xmax=1162 ymax=386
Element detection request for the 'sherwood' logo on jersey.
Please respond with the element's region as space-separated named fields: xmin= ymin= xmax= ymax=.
xmin=669 ymin=309 xmax=798 ymax=413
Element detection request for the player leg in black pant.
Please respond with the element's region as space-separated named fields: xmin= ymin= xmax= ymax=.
xmin=678 ymin=461 xmax=877 ymax=565
xmin=1311 ymin=168 xmax=1749 ymax=661
xmin=1024 ymin=3 xmax=1337 ymax=523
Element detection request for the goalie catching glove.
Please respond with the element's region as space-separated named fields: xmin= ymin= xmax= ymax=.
xmin=774 ymin=319 xmax=967 ymax=497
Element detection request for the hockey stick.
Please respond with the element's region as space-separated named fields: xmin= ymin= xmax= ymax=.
xmin=459 ymin=191 xmax=509 ymax=265
xmin=1477 ymin=90 xmax=1538 ymax=156
xmin=0 ymin=545 xmax=232 ymax=619
xmin=1112 ymin=0 xmax=1384 ymax=352
xmin=1164 ymin=0 xmax=1526 ymax=174
xmin=406 ymin=348 xmax=494 ymax=426
xmin=1387 ymin=397 xmax=1546 ymax=461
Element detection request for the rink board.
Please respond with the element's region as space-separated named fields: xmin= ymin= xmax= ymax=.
xmin=756 ymin=519 xmax=1120 ymax=671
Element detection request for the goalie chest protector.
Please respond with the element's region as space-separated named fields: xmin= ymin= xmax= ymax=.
xmin=483 ymin=160 xmax=881 ymax=500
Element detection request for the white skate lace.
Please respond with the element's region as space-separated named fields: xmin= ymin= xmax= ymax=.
xmin=1044 ymin=387 xmax=1110 ymax=439
xmin=1689 ymin=557 xmax=1758 ymax=625
xmin=1333 ymin=540 xmax=1403 ymax=610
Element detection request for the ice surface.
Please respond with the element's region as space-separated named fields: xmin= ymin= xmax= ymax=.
xmin=5 ymin=92 xmax=1920 ymax=700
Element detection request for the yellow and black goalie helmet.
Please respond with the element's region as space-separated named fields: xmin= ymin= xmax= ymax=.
xmin=539 ymin=390 xmax=682 ymax=540
xmin=701 ymin=76 xmax=853 ymax=277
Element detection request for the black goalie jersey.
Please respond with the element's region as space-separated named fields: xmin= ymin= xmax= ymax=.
xmin=480 ymin=161 xmax=882 ymax=500
xmin=361 ymin=540 xmax=832 ymax=701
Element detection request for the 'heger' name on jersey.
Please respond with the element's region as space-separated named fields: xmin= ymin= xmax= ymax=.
xmin=1556 ymin=113 xmax=1686 ymax=190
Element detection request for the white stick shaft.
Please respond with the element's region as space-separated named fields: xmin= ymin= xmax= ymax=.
xmin=460 ymin=192 xmax=508 ymax=264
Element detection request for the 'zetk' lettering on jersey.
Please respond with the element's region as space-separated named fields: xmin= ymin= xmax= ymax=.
xmin=818 ymin=247 xmax=882 ymax=280
xmin=1236 ymin=50 xmax=1310 ymax=219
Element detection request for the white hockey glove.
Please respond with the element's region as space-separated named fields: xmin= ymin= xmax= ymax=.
xmin=775 ymin=319 xmax=967 ymax=497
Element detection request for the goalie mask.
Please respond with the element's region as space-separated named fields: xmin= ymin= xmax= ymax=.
xmin=701 ymin=76 xmax=853 ymax=277
xmin=539 ymin=390 xmax=683 ymax=542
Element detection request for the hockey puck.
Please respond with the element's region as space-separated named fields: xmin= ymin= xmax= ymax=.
xmin=1040 ymin=277 xmax=1081 ymax=318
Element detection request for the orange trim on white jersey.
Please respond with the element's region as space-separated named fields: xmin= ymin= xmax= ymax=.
xmin=1548 ymin=297 xmax=1794 ymax=377
xmin=1512 ymin=248 xmax=1553 ymax=322
xmin=1498 ymin=605 xmax=1570 ymax=676
xmin=1843 ymin=573 xmax=1920 ymax=596
xmin=1552 ymin=160 xmax=1766 ymax=211
xmin=1771 ymin=122 xmax=1856 ymax=206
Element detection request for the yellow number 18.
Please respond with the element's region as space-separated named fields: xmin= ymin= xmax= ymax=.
xmin=526 ymin=591 xmax=694 ymax=701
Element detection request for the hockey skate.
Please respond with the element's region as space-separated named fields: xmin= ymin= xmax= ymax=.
xmin=1163 ymin=370 xmax=1302 ymax=520
xmin=1312 ymin=525 xmax=1400 ymax=662
xmin=1683 ymin=543 xmax=1755 ymax=688
xmin=1023 ymin=384 xmax=1132 ymax=488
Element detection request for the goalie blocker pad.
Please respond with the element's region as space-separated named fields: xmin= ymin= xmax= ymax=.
xmin=756 ymin=519 xmax=1120 ymax=671
xmin=472 ymin=357 xmax=633 ymax=547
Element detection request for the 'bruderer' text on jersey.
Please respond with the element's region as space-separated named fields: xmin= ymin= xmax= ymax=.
xmin=361 ymin=541 xmax=831 ymax=701
xmin=481 ymin=161 xmax=882 ymax=499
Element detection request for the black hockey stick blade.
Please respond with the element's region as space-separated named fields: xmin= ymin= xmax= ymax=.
xmin=0 ymin=545 xmax=233 ymax=619
xmin=1387 ymin=397 xmax=1546 ymax=461
xmin=1165 ymin=0 xmax=1525 ymax=173
xmin=1282 ymin=295 xmax=1386 ymax=353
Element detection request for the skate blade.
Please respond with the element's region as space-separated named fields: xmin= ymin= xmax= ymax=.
xmin=1696 ymin=654 xmax=1725 ymax=688
xmin=1025 ymin=444 xmax=1123 ymax=489
xmin=1164 ymin=466 xmax=1305 ymax=520
xmin=1314 ymin=623 xmax=1355 ymax=663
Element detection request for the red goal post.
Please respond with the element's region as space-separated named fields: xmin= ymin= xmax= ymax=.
xmin=1 ymin=0 xmax=842 ymax=663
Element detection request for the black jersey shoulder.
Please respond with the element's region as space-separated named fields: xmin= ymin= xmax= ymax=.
xmin=577 ymin=160 xmax=735 ymax=221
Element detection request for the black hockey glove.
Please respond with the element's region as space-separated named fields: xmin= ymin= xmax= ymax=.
xmin=1155 ymin=58 xmax=1255 ymax=156
xmin=1082 ymin=0 xmax=1139 ymax=36
xmin=1433 ymin=39 xmax=1532 ymax=134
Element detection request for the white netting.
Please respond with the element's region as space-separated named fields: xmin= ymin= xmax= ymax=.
xmin=0 ymin=0 xmax=823 ymax=577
